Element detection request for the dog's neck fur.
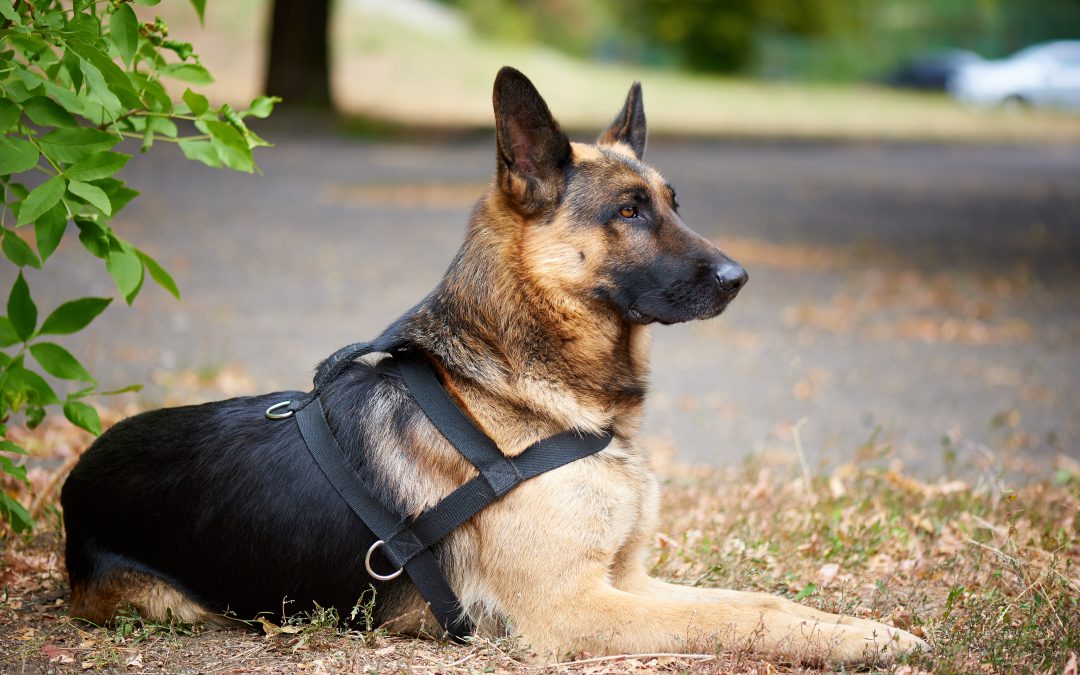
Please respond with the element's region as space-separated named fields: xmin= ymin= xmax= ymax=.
xmin=401 ymin=188 xmax=649 ymax=451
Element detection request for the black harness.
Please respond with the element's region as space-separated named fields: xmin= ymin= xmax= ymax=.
xmin=264 ymin=340 xmax=613 ymax=641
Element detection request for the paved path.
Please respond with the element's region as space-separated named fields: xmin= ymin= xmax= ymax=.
xmin=12 ymin=133 xmax=1080 ymax=475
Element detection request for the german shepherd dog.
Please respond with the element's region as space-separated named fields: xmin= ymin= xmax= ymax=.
xmin=62 ymin=67 xmax=927 ymax=665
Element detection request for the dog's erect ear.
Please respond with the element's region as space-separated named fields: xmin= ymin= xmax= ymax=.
xmin=598 ymin=82 xmax=646 ymax=160
xmin=493 ymin=66 xmax=571 ymax=213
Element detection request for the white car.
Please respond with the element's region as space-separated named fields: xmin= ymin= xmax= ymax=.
xmin=949 ymin=41 xmax=1080 ymax=111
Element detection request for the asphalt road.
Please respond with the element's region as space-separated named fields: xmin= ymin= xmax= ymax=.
xmin=11 ymin=132 xmax=1080 ymax=476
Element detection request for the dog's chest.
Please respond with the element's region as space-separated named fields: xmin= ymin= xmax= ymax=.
xmin=533 ymin=442 xmax=656 ymax=556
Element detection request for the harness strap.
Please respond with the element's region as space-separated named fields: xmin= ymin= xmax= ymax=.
xmin=289 ymin=333 xmax=405 ymax=413
xmin=284 ymin=347 xmax=612 ymax=642
xmin=396 ymin=355 xmax=521 ymax=495
xmin=294 ymin=397 xmax=474 ymax=641
xmin=381 ymin=429 xmax=611 ymax=569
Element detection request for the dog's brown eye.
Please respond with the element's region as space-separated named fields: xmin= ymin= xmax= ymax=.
xmin=619 ymin=205 xmax=637 ymax=219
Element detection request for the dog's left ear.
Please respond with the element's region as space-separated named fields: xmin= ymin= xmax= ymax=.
xmin=493 ymin=66 xmax=572 ymax=214
xmin=598 ymin=82 xmax=646 ymax=160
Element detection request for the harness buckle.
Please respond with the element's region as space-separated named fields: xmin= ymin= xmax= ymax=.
xmin=365 ymin=540 xmax=404 ymax=581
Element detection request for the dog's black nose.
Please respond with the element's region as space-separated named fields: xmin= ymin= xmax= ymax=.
xmin=715 ymin=261 xmax=748 ymax=295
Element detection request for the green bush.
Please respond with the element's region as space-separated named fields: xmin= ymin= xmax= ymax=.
xmin=0 ymin=0 xmax=276 ymax=533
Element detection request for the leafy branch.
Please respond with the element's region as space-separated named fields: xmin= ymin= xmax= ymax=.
xmin=0 ymin=0 xmax=277 ymax=532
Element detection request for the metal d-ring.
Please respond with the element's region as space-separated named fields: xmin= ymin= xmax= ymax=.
xmin=365 ymin=540 xmax=404 ymax=581
xmin=265 ymin=400 xmax=294 ymax=420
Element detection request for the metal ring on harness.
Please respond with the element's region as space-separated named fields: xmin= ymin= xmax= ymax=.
xmin=365 ymin=540 xmax=404 ymax=581
xmin=265 ymin=401 xmax=294 ymax=420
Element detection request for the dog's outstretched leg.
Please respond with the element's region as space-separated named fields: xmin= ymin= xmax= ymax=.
xmin=509 ymin=577 xmax=923 ymax=665
xmin=475 ymin=459 xmax=926 ymax=666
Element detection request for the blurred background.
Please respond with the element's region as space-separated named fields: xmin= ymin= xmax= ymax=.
xmin=152 ymin=0 xmax=1080 ymax=139
xmin=30 ymin=0 xmax=1080 ymax=476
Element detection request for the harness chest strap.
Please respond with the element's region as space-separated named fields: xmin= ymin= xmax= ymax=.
xmin=270 ymin=348 xmax=613 ymax=641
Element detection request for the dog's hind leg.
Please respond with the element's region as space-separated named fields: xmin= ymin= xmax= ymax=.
xmin=70 ymin=568 xmax=215 ymax=627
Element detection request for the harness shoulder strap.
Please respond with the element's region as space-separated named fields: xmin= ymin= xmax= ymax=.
xmin=383 ymin=351 xmax=612 ymax=567
xmin=396 ymin=354 xmax=521 ymax=495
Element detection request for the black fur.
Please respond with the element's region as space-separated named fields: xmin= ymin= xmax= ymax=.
xmin=61 ymin=356 xmax=418 ymax=624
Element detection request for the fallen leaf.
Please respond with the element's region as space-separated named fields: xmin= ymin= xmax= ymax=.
xmin=41 ymin=643 xmax=74 ymax=664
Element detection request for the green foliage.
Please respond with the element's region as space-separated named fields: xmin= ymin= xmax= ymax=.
xmin=441 ymin=0 xmax=1080 ymax=79
xmin=0 ymin=0 xmax=279 ymax=534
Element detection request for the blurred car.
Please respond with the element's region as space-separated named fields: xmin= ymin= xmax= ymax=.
xmin=949 ymin=40 xmax=1080 ymax=110
xmin=887 ymin=49 xmax=983 ymax=90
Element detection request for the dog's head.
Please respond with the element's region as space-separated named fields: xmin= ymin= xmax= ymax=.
xmin=492 ymin=66 xmax=746 ymax=326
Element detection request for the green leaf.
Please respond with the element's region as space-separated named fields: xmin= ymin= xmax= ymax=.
xmin=7 ymin=272 xmax=36 ymax=341
xmin=9 ymin=365 xmax=59 ymax=405
xmin=106 ymin=245 xmax=143 ymax=304
xmin=2 ymin=230 xmax=41 ymax=269
xmin=159 ymin=63 xmax=214 ymax=85
xmin=247 ymin=95 xmax=280 ymax=119
xmin=182 ymin=88 xmax=209 ymax=116
xmin=0 ymin=137 xmax=40 ymax=175
xmin=133 ymin=0 xmax=161 ymax=5
xmin=189 ymin=0 xmax=206 ymax=23
xmin=0 ymin=441 xmax=27 ymax=455
xmin=0 ymin=456 xmax=28 ymax=483
xmin=0 ymin=2 xmax=18 ymax=22
xmin=178 ymin=139 xmax=222 ymax=168
xmin=64 ymin=400 xmax=101 ymax=435
xmin=61 ymin=48 xmax=85 ymax=93
xmin=93 ymin=178 xmax=138 ymax=213
xmin=29 ymin=342 xmax=94 ymax=381
xmin=0 ymin=317 xmax=19 ymax=347
xmin=137 ymin=249 xmax=180 ymax=299
xmin=109 ymin=4 xmax=139 ymax=66
xmin=37 ymin=127 xmax=120 ymax=163
xmin=66 ymin=151 xmax=130 ymax=181
xmin=65 ymin=41 xmax=141 ymax=109
xmin=7 ymin=183 xmax=28 ymax=201
xmin=67 ymin=180 xmax=112 ymax=216
xmin=75 ymin=219 xmax=109 ymax=259
xmin=34 ymin=204 xmax=66 ymax=262
xmin=16 ymin=174 xmax=66 ymax=225
xmin=0 ymin=493 xmax=34 ymax=534
xmin=206 ymin=120 xmax=254 ymax=173
xmin=79 ymin=58 xmax=122 ymax=118
xmin=22 ymin=96 xmax=77 ymax=127
xmin=793 ymin=582 xmax=817 ymax=601
xmin=40 ymin=297 xmax=111 ymax=335
xmin=0 ymin=100 xmax=22 ymax=131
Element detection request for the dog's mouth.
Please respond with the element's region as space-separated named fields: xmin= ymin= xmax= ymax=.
xmin=625 ymin=300 xmax=731 ymax=326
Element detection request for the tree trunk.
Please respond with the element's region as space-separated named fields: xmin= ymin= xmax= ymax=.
xmin=264 ymin=0 xmax=332 ymax=109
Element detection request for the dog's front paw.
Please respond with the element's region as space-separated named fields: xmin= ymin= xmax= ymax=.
xmin=835 ymin=621 xmax=929 ymax=666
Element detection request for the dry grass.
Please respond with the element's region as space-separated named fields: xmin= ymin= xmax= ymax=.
xmin=1 ymin=402 xmax=1077 ymax=673
xmin=143 ymin=1 xmax=1080 ymax=143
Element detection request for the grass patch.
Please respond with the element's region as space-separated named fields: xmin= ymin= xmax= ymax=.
xmin=1 ymin=408 xmax=1076 ymax=672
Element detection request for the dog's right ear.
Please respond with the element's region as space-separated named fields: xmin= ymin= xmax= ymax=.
xmin=493 ymin=66 xmax=571 ymax=214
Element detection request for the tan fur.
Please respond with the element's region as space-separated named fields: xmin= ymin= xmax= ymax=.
xmin=71 ymin=569 xmax=216 ymax=626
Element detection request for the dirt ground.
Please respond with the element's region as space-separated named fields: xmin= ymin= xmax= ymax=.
xmin=8 ymin=132 xmax=1078 ymax=477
